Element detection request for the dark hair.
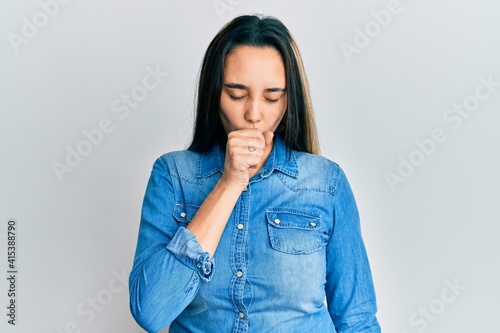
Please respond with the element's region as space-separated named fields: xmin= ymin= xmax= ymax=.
xmin=188 ymin=14 xmax=319 ymax=155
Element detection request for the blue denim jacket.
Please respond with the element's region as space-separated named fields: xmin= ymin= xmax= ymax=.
xmin=129 ymin=134 xmax=380 ymax=333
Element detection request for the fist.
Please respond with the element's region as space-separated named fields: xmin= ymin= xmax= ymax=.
xmin=220 ymin=129 xmax=274 ymax=190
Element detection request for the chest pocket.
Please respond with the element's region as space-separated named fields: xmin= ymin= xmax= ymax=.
xmin=173 ymin=203 xmax=200 ymax=226
xmin=266 ymin=209 xmax=328 ymax=255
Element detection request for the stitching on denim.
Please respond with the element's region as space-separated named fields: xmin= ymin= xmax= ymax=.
xmin=276 ymin=173 xmax=333 ymax=194
xmin=184 ymin=274 xmax=199 ymax=295
xmin=266 ymin=209 xmax=326 ymax=254
xmin=169 ymin=173 xmax=206 ymax=185
xmin=267 ymin=226 xmax=325 ymax=255
xmin=172 ymin=203 xmax=200 ymax=223
xmin=265 ymin=208 xmax=322 ymax=219
xmin=330 ymin=162 xmax=341 ymax=196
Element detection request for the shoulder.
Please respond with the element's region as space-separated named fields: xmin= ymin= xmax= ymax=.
xmin=158 ymin=149 xmax=200 ymax=163
xmin=294 ymin=150 xmax=342 ymax=178
xmin=152 ymin=149 xmax=201 ymax=175
xmin=292 ymin=150 xmax=348 ymax=196
xmin=294 ymin=151 xmax=340 ymax=171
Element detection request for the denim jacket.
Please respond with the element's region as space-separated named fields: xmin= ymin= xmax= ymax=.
xmin=129 ymin=134 xmax=381 ymax=333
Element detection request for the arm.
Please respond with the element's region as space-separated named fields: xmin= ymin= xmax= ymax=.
xmin=129 ymin=130 xmax=272 ymax=332
xmin=325 ymin=167 xmax=381 ymax=332
xmin=129 ymin=156 xmax=212 ymax=332
xmin=186 ymin=129 xmax=274 ymax=257
xmin=185 ymin=177 xmax=242 ymax=257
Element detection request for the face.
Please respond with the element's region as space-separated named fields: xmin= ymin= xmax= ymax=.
xmin=219 ymin=46 xmax=287 ymax=135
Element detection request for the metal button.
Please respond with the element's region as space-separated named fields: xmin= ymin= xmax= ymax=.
xmin=310 ymin=222 xmax=317 ymax=227
xmin=238 ymin=312 xmax=245 ymax=319
xmin=274 ymin=219 xmax=280 ymax=224
xmin=236 ymin=270 xmax=243 ymax=278
xmin=237 ymin=223 xmax=244 ymax=230
xmin=180 ymin=212 xmax=186 ymax=218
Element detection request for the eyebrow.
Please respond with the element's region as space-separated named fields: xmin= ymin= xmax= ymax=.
xmin=223 ymin=83 xmax=286 ymax=93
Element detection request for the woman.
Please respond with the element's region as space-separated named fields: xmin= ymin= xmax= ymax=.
xmin=129 ymin=14 xmax=380 ymax=333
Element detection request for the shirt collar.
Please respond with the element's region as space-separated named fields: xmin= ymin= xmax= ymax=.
xmin=197 ymin=134 xmax=299 ymax=179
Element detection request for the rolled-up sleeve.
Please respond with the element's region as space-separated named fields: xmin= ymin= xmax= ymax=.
xmin=129 ymin=156 xmax=212 ymax=333
xmin=166 ymin=226 xmax=214 ymax=281
xmin=325 ymin=166 xmax=381 ymax=332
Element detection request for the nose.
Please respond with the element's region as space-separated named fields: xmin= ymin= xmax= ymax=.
xmin=244 ymin=98 xmax=262 ymax=124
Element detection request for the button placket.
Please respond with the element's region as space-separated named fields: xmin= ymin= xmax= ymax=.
xmin=230 ymin=186 xmax=250 ymax=332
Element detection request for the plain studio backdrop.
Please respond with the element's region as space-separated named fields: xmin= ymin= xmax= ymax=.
xmin=1 ymin=0 xmax=499 ymax=332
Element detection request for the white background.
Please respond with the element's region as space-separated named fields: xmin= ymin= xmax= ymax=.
xmin=1 ymin=0 xmax=499 ymax=332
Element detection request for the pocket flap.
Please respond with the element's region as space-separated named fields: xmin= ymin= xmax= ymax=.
xmin=173 ymin=203 xmax=200 ymax=223
xmin=266 ymin=209 xmax=326 ymax=255
xmin=266 ymin=210 xmax=321 ymax=230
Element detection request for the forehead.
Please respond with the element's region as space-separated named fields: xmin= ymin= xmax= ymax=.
xmin=223 ymin=46 xmax=286 ymax=85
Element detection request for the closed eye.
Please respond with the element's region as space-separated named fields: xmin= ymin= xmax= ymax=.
xmin=228 ymin=93 xmax=281 ymax=104
xmin=229 ymin=95 xmax=245 ymax=101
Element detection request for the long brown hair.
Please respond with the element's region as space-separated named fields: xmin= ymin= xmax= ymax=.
xmin=188 ymin=14 xmax=319 ymax=156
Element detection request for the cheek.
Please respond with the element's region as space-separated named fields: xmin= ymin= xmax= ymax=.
xmin=219 ymin=94 xmax=230 ymax=113
xmin=273 ymin=101 xmax=287 ymax=125
xmin=219 ymin=110 xmax=231 ymax=134
xmin=219 ymin=96 xmax=238 ymax=132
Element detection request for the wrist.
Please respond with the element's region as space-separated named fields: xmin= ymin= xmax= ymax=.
xmin=217 ymin=175 xmax=247 ymax=194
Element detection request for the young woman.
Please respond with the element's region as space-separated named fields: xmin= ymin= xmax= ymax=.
xmin=129 ymin=14 xmax=381 ymax=333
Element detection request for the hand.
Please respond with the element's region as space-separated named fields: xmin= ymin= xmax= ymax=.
xmin=219 ymin=129 xmax=274 ymax=191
